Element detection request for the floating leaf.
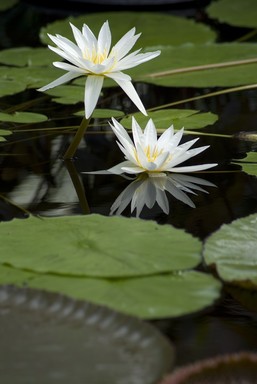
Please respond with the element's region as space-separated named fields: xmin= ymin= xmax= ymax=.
xmin=232 ymin=152 xmax=257 ymax=176
xmin=0 ymin=129 xmax=12 ymax=136
xmin=120 ymin=109 xmax=218 ymax=131
xmin=0 ymin=47 xmax=57 ymax=67
xmin=0 ymin=66 xmax=62 ymax=89
xmin=0 ymin=215 xmax=201 ymax=278
xmin=130 ymin=43 xmax=257 ymax=87
xmin=0 ymin=0 xmax=18 ymax=11
xmin=0 ymin=112 xmax=48 ymax=123
xmin=85 ymin=108 xmax=124 ymax=118
xmin=30 ymin=270 xmax=221 ymax=319
xmin=160 ymin=352 xmax=257 ymax=384
xmin=203 ymin=213 xmax=257 ymax=288
xmin=0 ymin=265 xmax=221 ymax=319
xmin=0 ymin=285 xmax=173 ymax=384
xmin=44 ymin=84 xmax=84 ymax=104
xmin=40 ymin=12 xmax=216 ymax=48
xmin=0 ymin=129 xmax=12 ymax=142
xmin=0 ymin=79 xmax=26 ymax=97
xmin=206 ymin=0 xmax=257 ymax=29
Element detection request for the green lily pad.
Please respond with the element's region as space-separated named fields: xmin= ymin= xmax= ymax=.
xmin=0 ymin=129 xmax=12 ymax=136
xmin=40 ymin=12 xmax=216 ymax=48
xmin=120 ymin=109 xmax=218 ymax=131
xmin=130 ymin=43 xmax=257 ymax=87
xmin=80 ymin=108 xmax=124 ymax=119
xmin=44 ymin=84 xmax=84 ymax=105
xmin=0 ymin=112 xmax=48 ymax=123
xmin=203 ymin=213 xmax=257 ymax=289
xmin=0 ymin=265 xmax=221 ymax=319
xmin=232 ymin=152 xmax=257 ymax=176
xmin=0 ymin=129 xmax=12 ymax=141
xmin=0 ymin=47 xmax=57 ymax=67
xmin=0 ymin=79 xmax=26 ymax=97
xmin=0 ymin=66 xmax=62 ymax=89
xmin=0 ymin=0 xmax=18 ymax=11
xmin=207 ymin=0 xmax=257 ymax=29
xmin=0 ymin=214 xmax=201 ymax=278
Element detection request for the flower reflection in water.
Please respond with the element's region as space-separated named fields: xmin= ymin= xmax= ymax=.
xmin=110 ymin=173 xmax=216 ymax=217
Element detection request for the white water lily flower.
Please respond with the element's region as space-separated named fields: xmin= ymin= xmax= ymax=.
xmin=88 ymin=117 xmax=217 ymax=175
xmin=38 ymin=21 xmax=160 ymax=118
xmin=110 ymin=173 xmax=216 ymax=217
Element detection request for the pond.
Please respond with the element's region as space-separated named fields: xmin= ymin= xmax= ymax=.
xmin=1 ymin=0 xmax=257 ymax=383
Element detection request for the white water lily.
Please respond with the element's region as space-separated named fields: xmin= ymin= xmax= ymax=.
xmin=38 ymin=21 xmax=160 ymax=118
xmin=110 ymin=173 xmax=216 ymax=217
xmin=89 ymin=117 xmax=217 ymax=175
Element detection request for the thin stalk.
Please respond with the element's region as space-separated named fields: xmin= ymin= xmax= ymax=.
xmin=63 ymin=117 xmax=91 ymax=159
xmin=64 ymin=159 xmax=90 ymax=215
xmin=146 ymin=58 xmax=257 ymax=78
xmin=148 ymin=83 xmax=257 ymax=112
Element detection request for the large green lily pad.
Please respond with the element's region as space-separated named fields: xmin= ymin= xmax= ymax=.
xmin=0 ymin=214 xmax=201 ymax=278
xmin=0 ymin=47 xmax=57 ymax=67
xmin=40 ymin=12 xmax=216 ymax=48
xmin=130 ymin=43 xmax=257 ymax=87
xmin=203 ymin=213 xmax=257 ymax=288
xmin=120 ymin=109 xmax=218 ymax=131
xmin=207 ymin=0 xmax=257 ymax=29
xmin=0 ymin=265 xmax=221 ymax=319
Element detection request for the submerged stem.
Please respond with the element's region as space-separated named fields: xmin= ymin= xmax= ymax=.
xmin=63 ymin=117 xmax=91 ymax=159
xmin=64 ymin=159 xmax=90 ymax=215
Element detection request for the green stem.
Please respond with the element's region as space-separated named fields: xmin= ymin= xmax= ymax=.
xmin=63 ymin=117 xmax=91 ymax=159
xmin=64 ymin=159 xmax=90 ymax=215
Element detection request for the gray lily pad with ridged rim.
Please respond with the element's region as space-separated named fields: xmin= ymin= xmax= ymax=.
xmin=0 ymin=214 xmax=201 ymax=278
xmin=0 ymin=285 xmax=174 ymax=384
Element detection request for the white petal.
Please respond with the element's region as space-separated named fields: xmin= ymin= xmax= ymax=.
xmin=144 ymin=119 xmax=157 ymax=148
xmin=154 ymin=151 xmax=170 ymax=170
xmin=48 ymin=33 xmax=81 ymax=58
xmin=53 ymin=61 xmax=85 ymax=73
xmin=82 ymin=23 xmax=98 ymax=50
xmin=168 ymin=163 xmax=217 ymax=173
xmin=48 ymin=45 xmax=85 ymax=69
xmin=132 ymin=116 xmax=144 ymax=151
xmin=110 ymin=118 xmax=134 ymax=147
xmin=105 ymin=71 xmax=131 ymax=82
xmin=156 ymin=188 xmax=170 ymax=214
xmin=116 ymin=50 xmax=161 ymax=70
xmin=113 ymin=79 xmax=147 ymax=115
xmin=38 ymin=71 xmax=80 ymax=92
xmin=111 ymin=28 xmax=140 ymax=59
xmin=84 ymin=75 xmax=104 ymax=118
xmin=120 ymin=165 xmax=145 ymax=174
xmin=116 ymin=141 xmax=137 ymax=164
xmin=70 ymin=22 xmax=88 ymax=52
xmin=165 ymin=179 xmax=196 ymax=207
xmin=97 ymin=21 xmax=112 ymax=55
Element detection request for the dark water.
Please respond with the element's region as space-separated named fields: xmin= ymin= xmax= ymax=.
xmin=1 ymin=0 xmax=257 ymax=373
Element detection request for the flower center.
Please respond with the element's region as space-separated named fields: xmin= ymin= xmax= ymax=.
xmin=83 ymin=46 xmax=108 ymax=64
xmin=145 ymin=145 xmax=162 ymax=162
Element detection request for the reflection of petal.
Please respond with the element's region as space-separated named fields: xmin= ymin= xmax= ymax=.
xmin=110 ymin=173 xmax=216 ymax=217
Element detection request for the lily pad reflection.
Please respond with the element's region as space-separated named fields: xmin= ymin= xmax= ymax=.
xmin=111 ymin=173 xmax=216 ymax=217
xmin=0 ymin=285 xmax=174 ymax=384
